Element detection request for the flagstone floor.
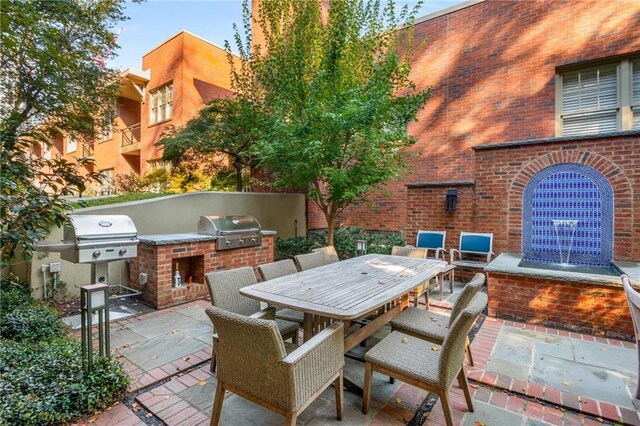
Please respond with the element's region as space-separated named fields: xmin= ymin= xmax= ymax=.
xmin=78 ymin=282 xmax=639 ymax=426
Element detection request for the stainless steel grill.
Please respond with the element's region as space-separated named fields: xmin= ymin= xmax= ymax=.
xmin=198 ymin=215 xmax=262 ymax=250
xmin=61 ymin=215 xmax=139 ymax=264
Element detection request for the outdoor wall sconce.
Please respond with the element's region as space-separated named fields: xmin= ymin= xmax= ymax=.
xmin=445 ymin=189 xmax=458 ymax=213
xmin=80 ymin=283 xmax=110 ymax=372
xmin=355 ymin=240 xmax=368 ymax=257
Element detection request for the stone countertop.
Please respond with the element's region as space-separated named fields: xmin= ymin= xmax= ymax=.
xmin=485 ymin=253 xmax=640 ymax=287
xmin=139 ymin=230 xmax=277 ymax=245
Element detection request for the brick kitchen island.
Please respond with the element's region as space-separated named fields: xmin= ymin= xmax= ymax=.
xmin=128 ymin=232 xmax=275 ymax=308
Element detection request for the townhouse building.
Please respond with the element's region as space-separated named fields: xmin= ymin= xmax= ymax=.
xmin=307 ymin=0 xmax=640 ymax=263
xmin=39 ymin=30 xmax=237 ymax=194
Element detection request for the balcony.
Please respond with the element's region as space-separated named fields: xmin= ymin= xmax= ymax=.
xmin=120 ymin=123 xmax=141 ymax=155
xmin=82 ymin=142 xmax=95 ymax=158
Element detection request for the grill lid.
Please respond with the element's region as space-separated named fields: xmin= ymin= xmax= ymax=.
xmin=198 ymin=215 xmax=262 ymax=236
xmin=64 ymin=215 xmax=138 ymax=242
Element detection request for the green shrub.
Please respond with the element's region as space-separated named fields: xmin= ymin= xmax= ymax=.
xmin=0 ymin=275 xmax=34 ymax=324
xmin=276 ymin=227 xmax=406 ymax=260
xmin=0 ymin=338 xmax=129 ymax=425
xmin=2 ymin=304 xmax=65 ymax=342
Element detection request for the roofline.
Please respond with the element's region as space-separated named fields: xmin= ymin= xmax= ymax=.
xmin=142 ymin=29 xmax=240 ymax=59
xmin=413 ymin=0 xmax=485 ymax=25
xmin=119 ymin=67 xmax=150 ymax=81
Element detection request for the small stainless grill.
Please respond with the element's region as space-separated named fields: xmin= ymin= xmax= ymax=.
xmin=61 ymin=215 xmax=139 ymax=264
xmin=198 ymin=215 xmax=262 ymax=250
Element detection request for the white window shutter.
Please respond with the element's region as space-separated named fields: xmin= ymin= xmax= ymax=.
xmin=633 ymin=60 xmax=640 ymax=129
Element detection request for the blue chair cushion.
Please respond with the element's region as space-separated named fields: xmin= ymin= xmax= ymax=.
xmin=461 ymin=235 xmax=491 ymax=254
xmin=417 ymin=232 xmax=444 ymax=250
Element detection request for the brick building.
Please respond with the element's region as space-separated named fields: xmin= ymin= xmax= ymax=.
xmin=308 ymin=0 xmax=640 ymax=265
xmin=39 ymin=31 xmax=237 ymax=193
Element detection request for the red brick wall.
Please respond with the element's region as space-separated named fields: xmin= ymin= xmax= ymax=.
xmin=336 ymin=0 xmax=640 ymax=233
xmin=474 ymin=135 xmax=638 ymax=261
xmin=488 ymin=273 xmax=634 ymax=338
xmin=129 ymin=235 xmax=274 ymax=308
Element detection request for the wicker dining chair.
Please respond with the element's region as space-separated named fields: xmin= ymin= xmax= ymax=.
xmin=294 ymin=251 xmax=332 ymax=271
xmin=390 ymin=273 xmax=485 ymax=366
xmin=390 ymin=245 xmax=435 ymax=308
xmin=206 ymin=306 xmax=344 ymax=426
xmin=205 ymin=267 xmax=300 ymax=372
xmin=257 ymin=259 xmax=304 ymax=325
xmin=621 ymin=274 xmax=640 ymax=399
xmin=312 ymin=246 xmax=340 ymax=263
xmin=363 ymin=292 xmax=488 ymax=426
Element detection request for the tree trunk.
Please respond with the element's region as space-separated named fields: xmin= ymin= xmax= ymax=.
xmin=233 ymin=159 xmax=243 ymax=192
xmin=326 ymin=214 xmax=336 ymax=247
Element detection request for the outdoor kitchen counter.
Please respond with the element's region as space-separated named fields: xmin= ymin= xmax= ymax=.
xmin=138 ymin=230 xmax=277 ymax=245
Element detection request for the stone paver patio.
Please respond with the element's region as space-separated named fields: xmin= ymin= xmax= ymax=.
xmin=78 ymin=282 xmax=639 ymax=426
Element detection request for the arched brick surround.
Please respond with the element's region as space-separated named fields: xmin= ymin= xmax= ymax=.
xmin=507 ymin=150 xmax=633 ymax=260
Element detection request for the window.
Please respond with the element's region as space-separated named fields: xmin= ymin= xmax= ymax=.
xmin=149 ymin=83 xmax=173 ymax=124
xmin=557 ymin=58 xmax=639 ymax=136
xmin=99 ymin=109 xmax=116 ymax=142
xmin=67 ymin=137 xmax=77 ymax=153
xmin=99 ymin=168 xmax=115 ymax=186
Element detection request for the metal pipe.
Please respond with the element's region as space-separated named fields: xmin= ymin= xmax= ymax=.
xmin=42 ymin=267 xmax=48 ymax=300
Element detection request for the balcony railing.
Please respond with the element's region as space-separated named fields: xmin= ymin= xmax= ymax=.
xmin=82 ymin=142 xmax=95 ymax=157
xmin=121 ymin=123 xmax=141 ymax=148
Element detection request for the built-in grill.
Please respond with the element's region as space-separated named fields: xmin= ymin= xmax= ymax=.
xmin=198 ymin=215 xmax=262 ymax=250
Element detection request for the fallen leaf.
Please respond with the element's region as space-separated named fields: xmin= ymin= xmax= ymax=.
xmin=470 ymin=384 xmax=479 ymax=389
xmin=183 ymin=356 xmax=191 ymax=362
xmin=131 ymin=403 xmax=141 ymax=412
xmin=135 ymin=339 xmax=141 ymax=344
xmin=474 ymin=421 xmax=486 ymax=426
xmin=198 ymin=380 xmax=207 ymax=386
xmin=401 ymin=337 xmax=409 ymax=343
xmin=596 ymin=417 xmax=604 ymax=423
xmin=146 ymin=413 xmax=153 ymax=418
xmin=88 ymin=417 xmax=97 ymax=423
xmin=562 ymin=380 xmax=571 ymax=387
xmin=122 ymin=343 xmax=131 ymax=349
xmin=150 ymin=355 xmax=158 ymax=360
xmin=431 ymin=346 xmax=440 ymax=351
xmin=395 ymin=398 xmax=402 ymax=404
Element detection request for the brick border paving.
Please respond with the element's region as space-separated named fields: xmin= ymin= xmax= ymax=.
xmin=467 ymin=316 xmax=639 ymax=426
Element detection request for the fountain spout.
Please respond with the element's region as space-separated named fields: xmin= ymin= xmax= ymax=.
xmin=552 ymin=219 xmax=578 ymax=264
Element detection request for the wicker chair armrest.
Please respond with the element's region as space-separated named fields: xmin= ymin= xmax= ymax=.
xmin=283 ymin=322 xmax=344 ymax=409
xmin=249 ymin=306 xmax=276 ymax=321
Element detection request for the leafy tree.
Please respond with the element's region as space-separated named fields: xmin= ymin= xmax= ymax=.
xmin=0 ymin=0 xmax=132 ymax=264
xmin=236 ymin=0 xmax=430 ymax=245
xmin=159 ymin=98 xmax=263 ymax=191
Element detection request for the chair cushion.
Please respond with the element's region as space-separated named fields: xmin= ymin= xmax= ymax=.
xmin=390 ymin=307 xmax=449 ymax=343
xmin=275 ymin=318 xmax=299 ymax=336
xmin=276 ymin=308 xmax=305 ymax=325
xmin=365 ymin=331 xmax=441 ymax=387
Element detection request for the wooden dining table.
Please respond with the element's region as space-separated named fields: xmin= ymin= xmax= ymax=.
xmin=240 ymin=254 xmax=449 ymax=352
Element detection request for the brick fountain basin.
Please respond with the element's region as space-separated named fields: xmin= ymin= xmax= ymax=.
xmin=485 ymin=253 xmax=640 ymax=339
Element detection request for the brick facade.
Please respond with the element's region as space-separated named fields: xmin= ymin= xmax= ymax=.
xmin=488 ymin=273 xmax=634 ymax=338
xmin=128 ymin=235 xmax=275 ymax=308
xmin=332 ymin=0 xmax=640 ymax=254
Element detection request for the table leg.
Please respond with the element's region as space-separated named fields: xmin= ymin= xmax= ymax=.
xmin=450 ymin=269 xmax=455 ymax=294
xmin=303 ymin=313 xmax=314 ymax=343
xmin=439 ymin=273 xmax=444 ymax=301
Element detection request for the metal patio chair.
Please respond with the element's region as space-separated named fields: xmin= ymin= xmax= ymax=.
xmin=416 ymin=230 xmax=447 ymax=261
xmin=257 ymin=259 xmax=304 ymax=325
xmin=450 ymin=232 xmax=495 ymax=271
xmin=205 ymin=267 xmax=300 ymax=372
xmin=621 ymin=274 xmax=640 ymax=399
xmin=362 ymin=292 xmax=488 ymax=426
xmin=206 ymin=306 xmax=344 ymax=426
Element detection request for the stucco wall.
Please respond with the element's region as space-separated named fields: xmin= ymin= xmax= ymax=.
xmin=22 ymin=191 xmax=306 ymax=299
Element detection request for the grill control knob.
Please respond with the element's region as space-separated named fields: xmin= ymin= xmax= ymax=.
xmin=92 ymin=250 xmax=101 ymax=258
xmin=225 ymin=240 xmax=231 ymax=246
xmin=251 ymin=238 xmax=257 ymax=244
xmin=119 ymin=248 xmax=127 ymax=256
xmin=239 ymin=239 xmax=244 ymax=245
